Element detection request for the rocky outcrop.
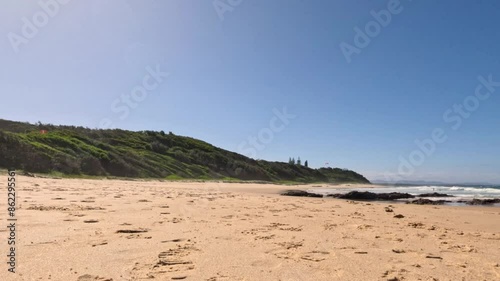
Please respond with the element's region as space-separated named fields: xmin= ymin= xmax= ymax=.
xmin=407 ymin=198 xmax=449 ymax=205
xmin=327 ymin=191 xmax=414 ymax=201
xmin=460 ymin=198 xmax=500 ymax=205
xmin=281 ymin=190 xmax=323 ymax=198
xmin=286 ymin=189 xmax=499 ymax=206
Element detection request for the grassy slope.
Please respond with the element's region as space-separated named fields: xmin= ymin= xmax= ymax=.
xmin=0 ymin=119 xmax=370 ymax=184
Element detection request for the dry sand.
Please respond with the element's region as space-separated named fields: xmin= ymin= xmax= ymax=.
xmin=2 ymin=176 xmax=499 ymax=281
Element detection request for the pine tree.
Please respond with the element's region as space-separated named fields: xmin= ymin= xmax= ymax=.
xmin=297 ymin=157 xmax=301 ymax=166
xmin=305 ymin=160 xmax=308 ymax=168
xmin=288 ymin=157 xmax=292 ymax=164
xmin=292 ymin=157 xmax=295 ymax=164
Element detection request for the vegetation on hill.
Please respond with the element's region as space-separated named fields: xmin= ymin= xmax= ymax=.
xmin=0 ymin=119 xmax=370 ymax=184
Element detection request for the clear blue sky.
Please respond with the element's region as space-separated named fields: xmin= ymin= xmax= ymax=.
xmin=1 ymin=0 xmax=499 ymax=184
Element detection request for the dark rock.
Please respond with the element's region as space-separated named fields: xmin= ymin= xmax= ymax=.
xmin=463 ymin=198 xmax=500 ymax=205
xmin=418 ymin=192 xmax=453 ymax=197
xmin=378 ymin=192 xmax=415 ymax=200
xmin=408 ymin=198 xmax=449 ymax=205
xmin=281 ymin=190 xmax=323 ymax=198
xmin=393 ymin=214 xmax=405 ymax=219
xmin=335 ymin=191 xmax=379 ymax=200
xmin=332 ymin=191 xmax=414 ymax=201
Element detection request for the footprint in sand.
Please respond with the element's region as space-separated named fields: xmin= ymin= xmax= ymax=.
xmin=279 ymin=226 xmax=302 ymax=231
xmin=324 ymin=223 xmax=338 ymax=230
xmin=91 ymin=241 xmax=108 ymax=247
xmin=408 ymin=222 xmax=425 ymax=229
xmin=170 ymin=217 xmax=184 ymax=223
xmin=161 ymin=238 xmax=187 ymax=243
xmin=276 ymin=241 xmax=304 ymax=250
xmin=300 ymin=250 xmax=330 ymax=262
xmin=131 ymin=241 xmax=197 ymax=279
xmin=357 ymin=224 xmax=374 ymax=230
xmin=255 ymin=234 xmax=276 ymax=241
xmin=77 ymin=274 xmax=113 ymax=281
xmin=392 ymin=249 xmax=406 ymax=254
xmin=116 ymin=228 xmax=149 ymax=234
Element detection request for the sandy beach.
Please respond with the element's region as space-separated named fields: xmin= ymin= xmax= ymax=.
xmin=2 ymin=176 xmax=500 ymax=281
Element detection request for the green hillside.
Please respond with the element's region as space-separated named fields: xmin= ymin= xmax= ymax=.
xmin=0 ymin=119 xmax=370 ymax=184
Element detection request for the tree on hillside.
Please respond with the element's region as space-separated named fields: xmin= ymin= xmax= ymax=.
xmin=304 ymin=160 xmax=308 ymax=168
xmin=291 ymin=157 xmax=295 ymax=165
xmin=288 ymin=157 xmax=292 ymax=164
xmin=297 ymin=157 xmax=301 ymax=166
